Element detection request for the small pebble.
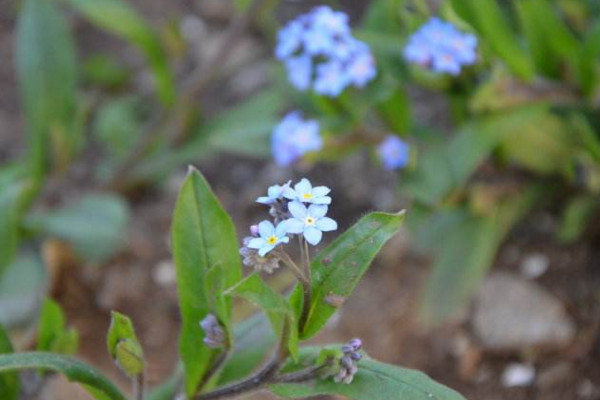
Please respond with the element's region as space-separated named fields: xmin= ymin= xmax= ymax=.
xmin=501 ymin=363 xmax=535 ymax=387
xmin=520 ymin=253 xmax=549 ymax=279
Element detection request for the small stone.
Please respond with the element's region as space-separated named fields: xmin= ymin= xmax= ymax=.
xmin=578 ymin=379 xmax=599 ymax=398
xmin=501 ymin=363 xmax=535 ymax=387
xmin=472 ymin=272 xmax=575 ymax=351
xmin=520 ymin=253 xmax=549 ymax=279
xmin=153 ymin=260 xmax=176 ymax=287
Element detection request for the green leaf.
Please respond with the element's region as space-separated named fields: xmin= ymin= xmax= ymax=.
xmin=515 ymin=0 xmax=578 ymax=78
xmin=577 ymin=20 xmax=600 ymax=95
xmin=17 ymin=0 xmax=78 ymax=177
xmin=37 ymin=298 xmax=78 ymax=355
xmin=376 ymin=87 xmax=411 ymax=135
xmin=0 ymin=180 xmax=27 ymax=275
xmin=270 ymin=347 xmax=465 ymax=400
xmin=0 ymin=324 xmax=19 ymax=400
xmin=63 ymin=0 xmax=175 ymax=105
xmin=558 ymin=194 xmax=598 ymax=243
xmin=83 ymin=54 xmax=131 ymax=89
xmin=450 ymin=0 xmax=535 ymax=80
xmin=203 ymin=86 xmax=285 ymax=157
xmin=107 ymin=311 xmax=144 ymax=377
xmin=171 ymin=168 xmax=243 ymax=396
xmin=420 ymin=185 xmax=549 ymax=324
xmin=291 ymin=212 xmax=405 ymax=339
xmin=26 ymin=194 xmax=130 ymax=262
xmin=226 ymin=274 xmax=298 ymax=360
xmin=0 ymin=352 xmax=127 ymax=400
xmin=0 ymin=251 xmax=46 ymax=329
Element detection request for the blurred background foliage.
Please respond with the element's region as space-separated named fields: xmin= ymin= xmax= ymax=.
xmin=1 ymin=0 xmax=600 ymax=344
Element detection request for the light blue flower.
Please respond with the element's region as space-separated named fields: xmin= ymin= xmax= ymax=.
xmin=403 ymin=17 xmax=477 ymax=76
xmin=276 ymin=6 xmax=377 ymax=96
xmin=285 ymin=56 xmax=313 ymax=91
xmin=256 ymin=181 xmax=291 ymax=205
xmin=272 ymin=112 xmax=322 ymax=167
xmin=285 ymin=201 xmax=337 ymax=245
xmin=314 ymin=61 xmax=349 ymax=97
xmin=247 ymin=220 xmax=290 ymax=256
xmin=346 ymin=48 xmax=377 ymax=88
xmin=377 ymin=135 xmax=410 ymax=170
xmin=283 ymin=178 xmax=331 ymax=205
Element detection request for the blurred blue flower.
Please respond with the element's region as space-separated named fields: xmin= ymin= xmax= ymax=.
xmin=377 ymin=135 xmax=410 ymax=170
xmin=272 ymin=112 xmax=322 ymax=166
xmin=275 ymin=6 xmax=377 ymax=96
xmin=403 ymin=18 xmax=477 ymax=76
xmin=283 ymin=178 xmax=332 ymax=205
xmin=256 ymin=181 xmax=291 ymax=205
xmin=247 ymin=220 xmax=290 ymax=256
xmin=285 ymin=201 xmax=337 ymax=245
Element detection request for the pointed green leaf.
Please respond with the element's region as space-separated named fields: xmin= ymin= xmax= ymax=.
xmin=292 ymin=212 xmax=405 ymax=339
xmin=17 ymin=0 xmax=78 ymax=176
xmin=171 ymin=168 xmax=243 ymax=396
xmin=270 ymin=347 xmax=465 ymax=400
xmin=63 ymin=0 xmax=174 ymax=105
xmin=0 ymin=352 xmax=126 ymax=400
xmin=0 ymin=179 xmax=27 ymax=275
xmin=226 ymin=274 xmax=298 ymax=359
xmin=0 ymin=324 xmax=19 ymax=400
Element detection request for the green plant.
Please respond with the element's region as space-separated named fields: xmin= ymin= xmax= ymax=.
xmin=0 ymin=170 xmax=465 ymax=400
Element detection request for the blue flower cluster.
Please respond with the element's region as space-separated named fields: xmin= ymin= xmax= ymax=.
xmin=272 ymin=111 xmax=322 ymax=167
xmin=377 ymin=135 xmax=410 ymax=171
xmin=403 ymin=18 xmax=477 ymax=76
xmin=247 ymin=178 xmax=337 ymax=259
xmin=276 ymin=6 xmax=377 ymax=97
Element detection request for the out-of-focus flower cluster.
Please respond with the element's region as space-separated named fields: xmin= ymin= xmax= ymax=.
xmin=403 ymin=17 xmax=477 ymax=76
xmin=276 ymin=6 xmax=377 ymax=97
xmin=272 ymin=111 xmax=322 ymax=167
xmin=239 ymin=178 xmax=337 ymax=273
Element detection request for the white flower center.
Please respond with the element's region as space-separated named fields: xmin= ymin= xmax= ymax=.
xmin=305 ymin=216 xmax=316 ymax=226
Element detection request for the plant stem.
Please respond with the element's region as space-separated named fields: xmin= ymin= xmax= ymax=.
xmin=275 ymin=249 xmax=308 ymax=285
xmin=298 ymin=238 xmax=312 ymax=334
xmin=133 ymin=373 xmax=144 ymax=400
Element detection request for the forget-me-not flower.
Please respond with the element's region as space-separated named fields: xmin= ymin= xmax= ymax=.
xmin=275 ymin=6 xmax=377 ymax=97
xmin=283 ymin=178 xmax=331 ymax=205
xmin=403 ymin=17 xmax=477 ymax=76
xmin=285 ymin=201 xmax=337 ymax=245
xmin=256 ymin=181 xmax=291 ymax=205
xmin=272 ymin=112 xmax=322 ymax=167
xmin=377 ymin=135 xmax=410 ymax=170
xmin=247 ymin=220 xmax=290 ymax=256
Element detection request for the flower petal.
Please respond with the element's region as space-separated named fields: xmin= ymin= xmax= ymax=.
xmin=258 ymin=244 xmax=274 ymax=257
xmin=311 ymin=186 xmax=331 ymax=197
xmin=247 ymin=238 xmax=265 ymax=249
xmin=280 ymin=236 xmax=290 ymax=244
xmin=308 ymin=204 xmax=328 ymax=219
xmin=304 ymin=227 xmax=323 ymax=245
xmin=267 ymin=185 xmax=280 ymax=198
xmin=288 ymin=201 xmax=307 ymax=219
xmin=282 ymin=187 xmax=298 ymax=200
xmin=275 ymin=221 xmax=289 ymax=236
xmin=258 ymin=220 xmax=275 ymax=237
xmin=256 ymin=196 xmax=272 ymax=205
xmin=316 ymin=217 xmax=338 ymax=232
xmin=311 ymin=196 xmax=332 ymax=205
xmin=285 ymin=218 xmax=304 ymax=234
xmin=294 ymin=178 xmax=312 ymax=195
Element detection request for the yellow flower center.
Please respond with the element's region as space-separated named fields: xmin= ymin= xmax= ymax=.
xmin=302 ymin=193 xmax=313 ymax=200
xmin=305 ymin=216 xmax=316 ymax=226
xmin=266 ymin=236 xmax=278 ymax=245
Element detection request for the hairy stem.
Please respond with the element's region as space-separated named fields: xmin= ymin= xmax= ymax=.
xmin=275 ymin=249 xmax=308 ymax=285
xmin=298 ymin=238 xmax=312 ymax=333
xmin=133 ymin=373 xmax=144 ymax=400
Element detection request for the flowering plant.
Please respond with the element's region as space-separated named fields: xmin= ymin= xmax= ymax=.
xmin=0 ymin=170 xmax=465 ymax=400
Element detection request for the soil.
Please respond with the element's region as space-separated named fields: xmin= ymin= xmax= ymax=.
xmin=0 ymin=1 xmax=599 ymax=400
